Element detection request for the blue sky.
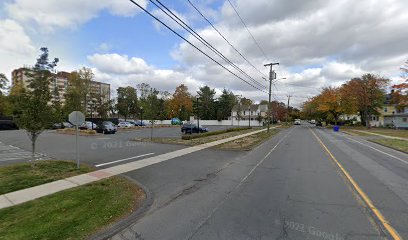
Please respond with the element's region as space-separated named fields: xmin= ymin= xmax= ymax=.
xmin=0 ymin=0 xmax=407 ymax=106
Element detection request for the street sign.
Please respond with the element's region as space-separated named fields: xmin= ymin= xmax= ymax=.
xmin=69 ymin=111 xmax=85 ymax=126
xmin=69 ymin=111 xmax=85 ymax=169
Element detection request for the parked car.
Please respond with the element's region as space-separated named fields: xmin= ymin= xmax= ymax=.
xmin=79 ymin=121 xmax=97 ymax=130
xmin=134 ymin=120 xmax=146 ymax=126
xmin=52 ymin=122 xmax=74 ymax=129
xmin=171 ymin=118 xmax=182 ymax=125
xmin=117 ymin=121 xmax=133 ymax=128
xmin=310 ymin=119 xmax=316 ymax=124
xmin=0 ymin=120 xmax=19 ymax=130
xmin=294 ymin=119 xmax=301 ymax=125
xmin=96 ymin=121 xmax=116 ymax=134
xmin=316 ymin=121 xmax=323 ymax=126
xmin=181 ymin=123 xmax=208 ymax=134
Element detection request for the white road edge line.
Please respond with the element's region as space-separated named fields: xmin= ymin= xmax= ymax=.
xmin=344 ymin=136 xmax=408 ymax=165
xmin=95 ymin=153 xmax=155 ymax=167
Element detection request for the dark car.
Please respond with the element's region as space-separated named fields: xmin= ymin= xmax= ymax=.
xmin=315 ymin=121 xmax=323 ymax=126
xmin=181 ymin=123 xmax=208 ymax=134
xmin=134 ymin=120 xmax=146 ymax=126
xmin=0 ymin=120 xmax=19 ymax=130
xmin=96 ymin=121 xmax=117 ymax=134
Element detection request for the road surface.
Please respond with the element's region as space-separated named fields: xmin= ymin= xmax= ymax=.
xmin=108 ymin=125 xmax=408 ymax=240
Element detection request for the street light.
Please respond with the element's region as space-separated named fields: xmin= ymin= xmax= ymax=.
xmin=196 ymin=96 xmax=200 ymax=131
xmin=140 ymin=106 xmax=144 ymax=126
xmin=235 ymin=94 xmax=242 ymax=128
xmin=90 ymin=100 xmax=94 ymax=130
xmin=248 ymin=106 xmax=251 ymax=127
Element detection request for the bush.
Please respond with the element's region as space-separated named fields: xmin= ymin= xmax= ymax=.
xmin=181 ymin=127 xmax=251 ymax=140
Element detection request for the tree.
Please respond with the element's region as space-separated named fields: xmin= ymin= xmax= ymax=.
xmin=240 ymin=97 xmax=253 ymax=107
xmin=63 ymin=68 xmax=93 ymax=115
xmin=168 ymin=84 xmax=193 ymax=121
xmin=0 ymin=73 xmax=8 ymax=95
xmin=14 ymin=48 xmax=58 ymax=161
xmin=197 ymin=85 xmax=216 ymax=120
xmin=216 ymin=88 xmax=236 ymax=121
xmin=391 ymin=60 xmax=408 ymax=111
xmin=315 ymin=87 xmax=344 ymax=125
xmin=342 ymin=74 xmax=389 ymax=127
xmin=116 ymin=86 xmax=138 ymax=120
xmin=0 ymin=73 xmax=11 ymax=116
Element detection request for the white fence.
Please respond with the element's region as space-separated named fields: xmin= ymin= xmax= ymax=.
xmin=143 ymin=119 xmax=264 ymax=127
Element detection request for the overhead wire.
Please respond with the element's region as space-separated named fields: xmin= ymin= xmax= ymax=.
xmin=226 ymin=0 xmax=269 ymax=61
xmin=187 ymin=0 xmax=267 ymax=79
xmin=153 ymin=0 xmax=267 ymax=90
xmin=128 ymin=0 xmax=268 ymax=94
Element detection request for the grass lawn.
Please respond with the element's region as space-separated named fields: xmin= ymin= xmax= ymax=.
xmin=0 ymin=161 xmax=145 ymax=240
xmin=340 ymin=126 xmax=408 ymax=138
xmin=136 ymin=127 xmax=257 ymax=146
xmin=368 ymin=129 xmax=408 ymax=138
xmin=0 ymin=161 xmax=93 ymax=195
xmin=370 ymin=139 xmax=408 ymax=153
xmin=218 ymin=129 xmax=279 ymax=150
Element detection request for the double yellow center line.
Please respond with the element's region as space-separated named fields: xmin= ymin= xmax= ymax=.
xmin=309 ymin=128 xmax=402 ymax=240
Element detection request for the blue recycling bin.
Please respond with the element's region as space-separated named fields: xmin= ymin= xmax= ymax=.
xmin=333 ymin=125 xmax=340 ymax=132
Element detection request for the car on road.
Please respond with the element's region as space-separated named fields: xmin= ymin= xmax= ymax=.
xmin=294 ymin=119 xmax=301 ymax=125
xmin=79 ymin=121 xmax=97 ymax=130
xmin=96 ymin=121 xmax=117 ymax=134
xmin=117 ymin=121 xmax=133 ymax=128
xmin=310 ymin=119 xmax=316 ymax=124
xmin=181 ymin=123 xmax=208 ymax=134
xmin=315 ymin=121 xmax=323 ymax=126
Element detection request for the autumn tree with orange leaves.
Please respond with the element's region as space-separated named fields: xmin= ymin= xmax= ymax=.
xmin=302 ymin=74 xmax=388 ymax=127
xmin=168 ymin=84 xmax=193 ymax=121
xmin=391 ymin=60 xmax=408 ymax=111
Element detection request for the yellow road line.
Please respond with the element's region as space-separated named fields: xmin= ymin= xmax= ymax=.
xmin=309 ymin=128 xmax=402 ymax=240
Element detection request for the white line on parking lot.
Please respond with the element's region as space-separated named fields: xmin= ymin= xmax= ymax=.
xmin=95 ymin=153 xmax=155 ymax=167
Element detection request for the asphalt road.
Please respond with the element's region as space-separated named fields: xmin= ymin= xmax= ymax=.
xmin=107 ymin=124 xmax=408 ymax=240
xmin=1 ymin=124 xmax=407 ymax=239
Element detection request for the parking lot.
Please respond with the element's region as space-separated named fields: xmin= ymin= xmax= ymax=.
xmin=0 ymin=125 xmax=244 ymax=167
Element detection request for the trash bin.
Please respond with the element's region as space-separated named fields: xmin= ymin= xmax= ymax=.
xmin=333 ymin=125 xmax=340 ymax=132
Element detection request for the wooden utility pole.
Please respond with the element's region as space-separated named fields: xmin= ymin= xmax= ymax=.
xmin=264 ymin=63 xmax=279 ymax=132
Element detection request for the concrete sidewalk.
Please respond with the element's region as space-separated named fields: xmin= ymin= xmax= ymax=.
xmin=351 ymin=130 xmax=408 ymax=141
xmin=0 ymin=128 xmax=268 ymax=210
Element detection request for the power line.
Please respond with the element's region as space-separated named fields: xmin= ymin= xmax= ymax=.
xmin=128 ymin=0 xmax=268 ymax=94
xmin=153 ymin=0 xmax=267 ymax=90
xmin=187 ymin=0 xmax=267 ymax=79
xmin=227 ymin=0 xmax=269 ymax=61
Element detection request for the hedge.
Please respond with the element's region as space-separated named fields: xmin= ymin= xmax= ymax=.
xmin=181 ymin=127 xmax=251 ymax=140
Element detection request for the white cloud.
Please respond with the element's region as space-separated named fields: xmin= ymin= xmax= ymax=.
xmin=0 ymin=19 xmax=36 ymax=79
xmin=170 ymin=0 xmax=408 ymax=106
xmin=5 ymin=0 xmax=148 ymax=31
xmin=88 ymin=53 xmax=204 ymax=96
xmin=88 ymin=53 xmax=152 ymax=75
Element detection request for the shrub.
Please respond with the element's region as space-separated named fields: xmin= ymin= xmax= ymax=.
xmin=181 ymin=127 xmax=251 ymax=140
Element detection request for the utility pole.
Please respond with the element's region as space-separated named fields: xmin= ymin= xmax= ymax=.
xmin=196 ymin=97 xmax=200 ymax=131
xmin=286 ymin=94 xmax=292 ymax=123
xmin=264 ymin=62 xmax=279 ymax=133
